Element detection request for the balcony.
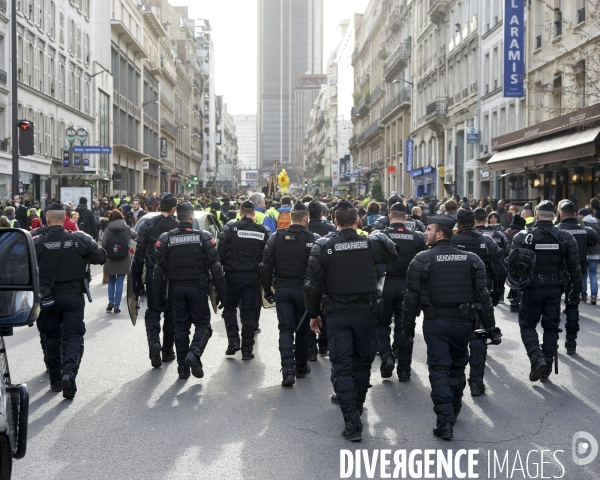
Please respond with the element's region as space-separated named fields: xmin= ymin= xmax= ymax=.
xmin=383 ymin=41 xmax=411 ymax=81
xmin=0 ymin=0 xmax=6 ymax=14
xmin=462 ymin=88 xmax=469 ymax=99
xmin=380 ymin=88 xmax=411 ymax=121
xmin=470 ymin=82 xmax=477 ymax=94
xmin=0 ymin=69 xmax=6 ymax=85
xmin=387 ymin=4 xmax=407 ymax=32
xmin=161 ymin=118 xmax=177 ymax=138
xmin=355 ymin=94 xmax=371 ymax=117
xmin=358 ymin=118 xmax=383 ymax=146
xmin=429 ymin=0 xmax=449 ymax=25
xmin=420 ymin=97 xmax=447 ymax=129
xmin=145 ymin=58 xmax=162 ymax=77
xmin=111 ymin=19 xmax=148 ymax=58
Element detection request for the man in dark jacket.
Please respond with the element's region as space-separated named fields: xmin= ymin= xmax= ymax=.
xmin=75 ymin=197 xmax=98 ymax=240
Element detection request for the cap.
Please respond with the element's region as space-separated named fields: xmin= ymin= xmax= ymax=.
xmin=79 ymin=197 xmax=87 ymax=204
xmin=390 ymin=202 xmax=406 ymax=213
xmin=177 ymin=201 xmax=194 ymax=213
xmin=560 ymin=200 xmax=576 ymax=213
xmin=509 ymin=214 xmax=527 ymax=230
xmin=47 ymin=202 xmax=65 ymax=211
xmin=240 ymin=200 xmax=255 ymax=209
xmin=427 ymin=215 xmax=456 ymax=229
xmin=160 ymin=193 xmax=177 ymax=208
xmin=523 ymin=202 xmax=533 ymax=210
xmin=536 ymin=200 xmax=555 ymax=213
xmin=457 ymin=207 xmax=474 ymax=223
xmin=293 ymin=201 xmax=308 ymax=211
xmin=578 ymin=208 xmax=592 ymax=217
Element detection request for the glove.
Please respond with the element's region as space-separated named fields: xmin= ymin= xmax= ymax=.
xmin=487 ymin=327 xmax=502 ymax=345
xmin=217 ymin=294 xmax=227 ymax=310
xmin=263 ymin=290 xmax=274 ymax=304
xmin=135 ymin=275 xmax=144 ymax=296
xmin=157 ymin=297 xmax=167 ymax=311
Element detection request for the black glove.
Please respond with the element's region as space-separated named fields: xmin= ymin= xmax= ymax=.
xmin=264 ymin=290 xmax=274 ymax=304
xmin=135 ymin=275 xmax=144 ymax=296
xmin=487 ymin=327 xmax=502 ymax=345
xmin=157 ymin=297 xmax=167 ymax=311
xmin=217 ymin=294 xmax=227 ymax=310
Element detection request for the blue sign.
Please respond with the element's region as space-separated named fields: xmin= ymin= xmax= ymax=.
xmin=73 ymin=146 xmax=112 ymax=154
xmin=405 ymin=139 xmax=414 ymax=172
xmin=346 ymin=173 xmax=359 ymax=178
xmin=504 ymin=0 xmax=525 ymax=97
xmin=423 ymin=165 xmax=434 ymax=174
xmin=410 ymin=168 xmax=423 ymax=178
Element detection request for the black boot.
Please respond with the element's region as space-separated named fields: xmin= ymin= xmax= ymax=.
xmin=295 ymin=363 xmax=311 ymax=378
xmin=565 ymin=339 xmax=577 ymax=355
xmin=469 ymin=378 xmax=486 ymax=396
xmin=178 ymin=365 xmax=190 ymax=380
xmin=50 ymin=381 xmax=62 ymax=392
xmin=241 ymin=346 xmax=254 ymax=360
xmin=433 ymin=415 xmax=454 ymax=440
xmin=397 ymin=368 xmax=411 ymax=382
xmin=61 ymin=372 xmax=77 ymax=400
xmin=226 ymin=337 xmax=241 ymax=356
xmin=529 ymin=353 xmax=547 ymax=382
xmin=341 ymin=411 xmax=363 ymax=442
xmin=307 ymin=346 xmax=318 ymax=362
xmin=184 ymin=351 xmax=204 ymax=378
xmin=540 ymin=356 xmax=554 ymax=383
xmin=380 ymin=353 xmax=395 ymax=379
xmin=318 ymin=337 xmax=328 ymax=355
xmin=281 ymin=368 xmax=295 ymax=387
xmin=331 ymin=393 xmax=340 ymax=404
xmin=149 ymin=341 xmax=162 ymax=368
xmin=162 ymin=349 xmax=176 ymax=362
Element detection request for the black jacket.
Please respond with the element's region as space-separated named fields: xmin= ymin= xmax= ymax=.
xmin=75 ymin=204 xmax=98 ymax=239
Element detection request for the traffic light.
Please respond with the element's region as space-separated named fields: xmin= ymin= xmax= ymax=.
xmin=187 ymin=182 xmax=193 ymax=188
xmin=304 ymin=179 xmax=309 ymax=188
xmin=17 ymin=120 xmax=35 ymax=156
xmin=192 ymin=175 xmax=199 ymax=182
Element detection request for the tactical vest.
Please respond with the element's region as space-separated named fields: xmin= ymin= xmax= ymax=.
xmin=307 ymin=219 xmax=334 ymax=237
xmin=324 ymin=232 xmax=377 ymax=295
xmin=146 ymin=215 xmax=178 ymax=267
xmin=165 ymin=227 xmax=208 ymax=281
xmin=452 ymin=229 xmax=492 ymax=268
xmin=37 ymin=230 xmax=87 ymax=284
xmin=426 ymin=243 xmax=475 ymax=306
xmin=225 ymin=219 xmax=267 ymax=272
xmin=274 ymin=227 xmax=315 ymax=285
xmin=557 ymin=220 xmax=588 ymax=263
xmin=529 ymin=227 xmax=564 ymax=275
xmin=383 ymin=225 xmax=421 ymax=277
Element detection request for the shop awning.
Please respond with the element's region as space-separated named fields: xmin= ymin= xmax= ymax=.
xmin=314 ymin=176 xmax=332 ymax=183
xmin=487 ymin=126 xmax=600 ymax=171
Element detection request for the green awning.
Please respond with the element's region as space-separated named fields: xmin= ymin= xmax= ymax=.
xmin=314 ymin=176 xmax=332 ymax=184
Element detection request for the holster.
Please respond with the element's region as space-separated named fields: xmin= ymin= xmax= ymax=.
xmin=369 ymin=294 xmax=384 ymax=316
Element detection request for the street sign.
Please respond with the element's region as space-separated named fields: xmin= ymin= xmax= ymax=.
xmin=347 ymin=173 xmax=359 ymax=178
xmin=66 ymin=127 xmax=77 ymax=144
xmin=77 ymin=127 xmax=88 ymax=144
xmin=73 ymin=146 xmax=112 ymax=154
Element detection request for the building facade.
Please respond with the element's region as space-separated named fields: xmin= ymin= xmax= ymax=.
xmin=233 ymin=114 xmax=257 ymax=171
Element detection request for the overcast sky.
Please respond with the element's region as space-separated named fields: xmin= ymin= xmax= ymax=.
xmin=175 ymin=0 xmax=369 ymax=115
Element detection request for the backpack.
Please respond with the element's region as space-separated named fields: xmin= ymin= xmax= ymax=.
xmin=106 ymin=229 xmax=130 ymax=260
xmin=277 ymin=211 xmax=291 ymax=230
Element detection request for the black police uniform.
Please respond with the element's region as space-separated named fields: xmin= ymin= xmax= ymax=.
xmin=504 ymin=215 xmax=527 ymax=312
xmin=305 ymin=209 xmax=397 ymax=441
xmin=511 ymin=201 xmax=581 ymax=381
xmin=452 ymin=213 xmax=505 ymax=396
xmin=134 ymin=194 xmax=179 ymax=366
xmin=556 ymin=202 xmax=598 ymax=354
xmin=35 ymin=216 xmax=106 ymax=398
xmin=476 ymin=224 xmax=509 ymax=257
xmin=402 ymin=216 xmax=497 ymax=439
xmin=154 ymin=204 xmax=227 ymax=379
xmin=378 ymin=214 xmax=426 ymax=381
xmin=218 ymin=206 xmax=269 ymax=359
xmin=307 ymin=218 xmax=335 ymax=237
xmin=261 ymin=209 xmax=319 ymax=385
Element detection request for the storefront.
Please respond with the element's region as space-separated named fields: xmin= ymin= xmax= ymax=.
xmin=0 ymin=156 xmax=53 ymax=207
xmin=410 ymin=165 xmax=436 ymax=198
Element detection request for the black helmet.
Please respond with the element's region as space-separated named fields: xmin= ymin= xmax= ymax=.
xmin=506 ymin=247 xmax=536 ymax=290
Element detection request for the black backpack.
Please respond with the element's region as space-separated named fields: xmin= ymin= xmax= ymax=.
xmin=106 ymin=229 xmax=130 ymax=260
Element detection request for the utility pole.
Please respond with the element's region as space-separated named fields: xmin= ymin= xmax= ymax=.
xmin=11 ymin=0 xmax=19 ymax=198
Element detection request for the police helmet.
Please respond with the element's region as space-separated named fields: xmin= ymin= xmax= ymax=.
xmin=506 ymin=247 xmax=536 ymax=290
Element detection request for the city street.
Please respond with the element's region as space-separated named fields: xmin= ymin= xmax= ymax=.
xmin=6 ymin=266 xmax=600 ymax=479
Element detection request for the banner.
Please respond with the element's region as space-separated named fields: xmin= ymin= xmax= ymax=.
xmin=504 ymin=0 xmax=525 ymax=97
xmin=160 ymin=138 xmax=167 ymax=158
xmin=339 ymin=155 xmax=351 ymax=182
xmin=405 ymin=139 xmax=414 ymax=172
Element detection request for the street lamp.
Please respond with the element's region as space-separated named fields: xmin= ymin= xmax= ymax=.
xmin=392 ymin=78 xmax=414 ymax=86
xmin=142 ymin=100 xmax=159 ymax=107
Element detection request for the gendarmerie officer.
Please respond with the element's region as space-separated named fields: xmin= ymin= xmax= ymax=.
xmin=134 ymin=193 xmax=179 ymax=368
xmin=510 ymin=201 xmax=581 ymax=382
xmin=504 ymin=214 xmax=527 ymax=313
xmin=402 ymin=215 xmax=498 ymax=440
xmin=308 ymin=200 xmax=335 ymax=237
xmin=34 ymin=202 xmax=106 ymax=399
xmin=556 ymin=200 xmax=598 ymax=355
xmin=452 ymin=207 xmax=505 ymax=397
xmin=377 ymin=202 xmax=426 ymax=382
xmin=261 ymin=202 xmax=319 ymax=386
xmin=154 ymin=202 xmax=227 ymax=380
xmin=306 ymin=200 xmax=397 ymax=442
xmin=218 ymin=200 xmax=270 ymax=360
xmin=474 ymin=208 xmax=509 ymax=257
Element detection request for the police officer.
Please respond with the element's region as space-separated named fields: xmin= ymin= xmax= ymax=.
xmin=556 ymin=200 xmax=598 ymax=355
xmin=34 ymin=202 xmax=107 ymax=398
xmin=153 ymin=202 xmax=227 ymax=379
xmin=308 ymin=200 xmax=335 ymax=236
xmin=511 ymin=201 xmax=581 ymax=382
xmin=474 ymin=208 xmax=509 ymax=257
xmin=135 ymin=193 xmax=179 ymax=368
xmin=306 ymin=200 xmax=397 ymax=442
xmin=377 ymin=202 xmax=426 ymax=382
xmin=452 ymin=208 xmax=505 ymax=397
xmin=218 ymin=200 xmax=270 ymax=360
xmin=402 ymin=215 xmax=498 ymax=440
xmin=504 ymin=214 xmax=527 ymax=313
xmin=261 ymin=202 xmax=319 ymax=386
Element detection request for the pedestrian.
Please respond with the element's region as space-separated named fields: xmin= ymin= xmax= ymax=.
xmin=34 ymin=202 xmax=106 ymax=398
xmin=4 ymin=206 xmax=19 ymax=228
xmin=125 ymin=199 xmax=147 ymax=227
xmin=402 ymin=214 xmax=499 ymax=439
xmin=218 ymin=200 xmax=270 ymax=360
xmin=28 ymin=208 xmax=42 ymax=230
xmin=102 ymin=210 xmax=137 ymax=314
xmin=494 ymin=200 xmax=511 ymax=228
xmin=307 ymin=200 xmax=397 ymax=442
xmin=92 ymin=200 xmax=104 ymax=234
xmin=154 ymin=201 xmax=227 ymax=379
xmin=12 ymin=195 xmax=28 ymax=227
xmin=377 ymin=202 xmax=426 ymax=382
xmin=134 ymin=193 xmax=179 ymax=368
xmin=75 ymin=197 xmax=98 ymax=239
xmin=260 ymin=202 xmax=319 ymax=386
xmin=510 ymin=201 xmax=581 ymax=382
xmin=370 ymin=194 xmax=401 ymax=231
xmin=579 ymin=208 xmax=600 ymax=305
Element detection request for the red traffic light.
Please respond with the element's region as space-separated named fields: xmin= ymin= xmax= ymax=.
xmin=17 ymin=121 xmax=32 ymax=131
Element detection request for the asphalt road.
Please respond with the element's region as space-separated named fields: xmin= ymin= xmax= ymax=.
xmin=6 ymin=265 xmax=600 ymax=479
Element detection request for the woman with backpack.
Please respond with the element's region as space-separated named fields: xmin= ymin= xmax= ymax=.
xmin=101 ymin=210 xmax=137 ymax=313
xmin=361 ymin=201 xmax=381 ymax=232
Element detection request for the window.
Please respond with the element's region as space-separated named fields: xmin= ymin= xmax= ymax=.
xmin=76 ymin=25 xmax=81 ymax=59
xmin=575 ymin=61 xmax=586 ymax=107
xmin=68 ymin=17 xmax=74 ymax=53
xmin=499 ymin=107 xmax=506 ymax=136
xmin=83 ymin=33 xmax=89 ymax=64
xmin=60 ymin=10 xmax=64 ymax=45
xmin=553 ymin=75 xmax=562 ymax=116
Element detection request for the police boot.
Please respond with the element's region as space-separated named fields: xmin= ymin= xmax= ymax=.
xmin=380 ymin=352 xmax=395 ymax=379
xmin=178 ymin=365 xmax=190 ymax=380
xmin=226 ymin=337 xmax=241 ymax=356
xmin=308 ymin=346 xmax=318 ymax=362
xmin=540 ymin=354 xmax=555 ymax=383
xmin=61 ymin=372 xmax=77 ymax=400
xmin=50 ymin=381 xmax=62 ymax=392
xmin=184 ymin=351 xmax=204 ymax=379
xmin=281 ymin=368 xmax=295 ymax=387
xmin=565 ymin=339 xmax=577 ymax=355
xmin=162 ymin=335 xmax=176 ymax=362
xmin=331 ymin=393 xmax=340 ymax=404
xmin=149 ymin=341 xmax=162 ymax=368
xmin=433 ymin=415 xmax=454 ymax=440
xmin=241 ymin=346 xmax=254 ymax=360
xmin=469 ymin=378 xmax=486 ymax=397
xmin=162 ymin=349 xmax=176 ymax=363
xmin=341 ymin=411 xmax=363 ymax=442
xmin=295 ymin=362 xmax=311 ymax=378
xmin=529 ymin=353 xmax=547 ymax=382
xmin=397 ymin=368 xmax=411 ymax=382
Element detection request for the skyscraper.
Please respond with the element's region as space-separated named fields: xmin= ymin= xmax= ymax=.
xmin=257 ymin=0 xmax=323 ymax=172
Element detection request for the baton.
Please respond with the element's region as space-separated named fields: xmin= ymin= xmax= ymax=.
xmin=296 ymin=311 xmax=309 ymax=332
xmin=84 ymin=264 xmax=93 ymax=302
